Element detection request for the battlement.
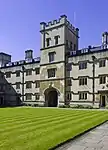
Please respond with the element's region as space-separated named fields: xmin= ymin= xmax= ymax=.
xmin=0 ymin=57 xmax=40 ymax=69
xmin=40 ymin=15 xmax=79 ymax=36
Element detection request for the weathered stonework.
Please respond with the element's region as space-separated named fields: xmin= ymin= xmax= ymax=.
xmin=40 ymin=79 xmax=65 ymax=105
xmin=0 ymin=15 xmax=108 ymax=108
xmin=40 ymin=63 xmax=65 ymax=80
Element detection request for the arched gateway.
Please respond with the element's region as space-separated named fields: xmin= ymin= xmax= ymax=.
xmin=44 ymin=87 xmax=59 ymax=107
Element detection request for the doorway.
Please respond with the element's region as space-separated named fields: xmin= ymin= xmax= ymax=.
xmin=101 ymin=95 xmax=106 ymax=107
xmin=45 ymin=88 xmax=58 ymax=107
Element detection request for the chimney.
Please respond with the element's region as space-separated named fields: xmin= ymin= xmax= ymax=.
xmin=88 ymin=45 xmax=92 ymax=49
xmin=102 ymin=32 xmax=108 ymax=49
xmin=25 ymin=50 xmax=33 ymax=60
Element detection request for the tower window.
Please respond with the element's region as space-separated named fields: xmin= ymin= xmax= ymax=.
xmin=47 ymin=68 xmax=56 ymax=78
xmin=49 ymin=52 xmax=55 ymax=62
xmin=46 ymin=38 xmax=51 ymax=47
xmin=54 ymin=35 xmax=59 ymax=45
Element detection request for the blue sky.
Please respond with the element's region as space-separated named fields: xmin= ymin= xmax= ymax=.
xmin=0 ymin=0 xmax=107 ymax=61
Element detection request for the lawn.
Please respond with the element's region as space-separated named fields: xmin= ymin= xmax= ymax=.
xmin=0 ymin=108 xmax=108 ymax=150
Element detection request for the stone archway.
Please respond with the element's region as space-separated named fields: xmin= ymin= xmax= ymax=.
xmin=44 ymin=88 xmax=58 ymax=107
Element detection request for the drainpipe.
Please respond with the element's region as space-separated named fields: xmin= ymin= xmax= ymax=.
xmin=22 ymin=66 xmax=25 ymax=102
xmin=92 ymin=56 xmax=97 ymax=105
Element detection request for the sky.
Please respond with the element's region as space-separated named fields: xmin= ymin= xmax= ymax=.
xmin=0 ymin=0 xmax=108 ymax=61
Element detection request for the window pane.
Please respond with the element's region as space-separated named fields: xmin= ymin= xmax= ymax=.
xmin=99 ymin=76 xmax=106 ymax=84
xmin=16 ymin=83 xmax=20 ymax=89
xmin=26 ymin=82 xmax=32 ymax=88
xmin=35 ymin=93 xmax=40 ymax=100
xmin=26 ymin=94 xmax=32 ymax=100
xmin=16 ymin=71 xmax=20 ymax=77
xmin=79 ymin=63 xmax=82 ymax=70
xmin=26 ymin=70 xmax=32 ymax=76
xmin=79 ymin=93 xmax=81 ymax=99
xmin=79 ymin=78 xmax=81 ymax=85
xmin=103 ymin=60 xmax=106 ymax=66
xmin=67 ymin=63 xmax=72 ymax=71
xmin=35 ymin=68 xmax=40 ymax=74
xmin=85 ymin=93 xmax=87 ymax=99
xmin=99 ymin=59 xmax=106 ymax=67
xmin=67 ymin=93 xmax=71 ymax=100
xmin=55 ymin=36 xmax=59 ymax=45
xmin=82 ymin=78 xmax=84 ymax=85
xmin=6 ymin=72 xmax=11 ymax=78
xmin=79 ymin=92 xmax=87 ymax=100
xmin=35 ymin=81 xmax=40 ymax=88
xmin=67 ymin=79 xmax=72 ymax=86
xmin=79 ymin=62 xmax=87 ymax=70
xmin=85 ymin=78 xmax=87 ymax=85
xmin=46 ymin=38 xmax=50 ymax=47
xmin=103 ymin=76 xmax=106 ymax=84
xmin=49 ymin=52 xmax=55 ymax=62
xmin=100 ymin=77 xmax=102 ymax=84
xmin=79 ymin=77 xmax=87 ymax=85
xmin=48 ymin=69 xmax=56 ymax=78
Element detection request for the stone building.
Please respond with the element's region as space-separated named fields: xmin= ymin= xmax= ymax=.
xmin=0 ymin=15 xmax=108 ymax=108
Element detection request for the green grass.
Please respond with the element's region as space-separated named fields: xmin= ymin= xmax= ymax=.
xmin=0 ymin=108 xmax=108 ymax=150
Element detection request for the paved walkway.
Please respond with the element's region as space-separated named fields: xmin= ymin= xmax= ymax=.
xmin=56 ymin=121 xmax=108 ymax=150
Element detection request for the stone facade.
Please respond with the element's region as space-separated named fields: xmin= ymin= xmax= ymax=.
xmin=0 ymin=15 xmax=108 ymax=108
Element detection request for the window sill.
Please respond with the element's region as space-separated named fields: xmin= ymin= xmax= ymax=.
xmin=79 ymin=99 xmax=87 ymax=101
xmin=48 ymin=77 xmax=56 ymax=79
xmin=79 ymin=85 xmax=88 ymax=86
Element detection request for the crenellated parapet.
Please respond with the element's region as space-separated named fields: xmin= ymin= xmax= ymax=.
xmin=40 ymin=15 xmax=79 ymax=36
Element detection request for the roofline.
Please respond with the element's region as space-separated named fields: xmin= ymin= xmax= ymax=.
xmin=0 ymin=58 xmax=40 ymax=69
xmin=68 ymin=47 xmax=108 ymax=58
xmin=0 ymin=52 xmax=11 ymax=57
xmin=25 ymin=50 xmax=33 ymax=53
